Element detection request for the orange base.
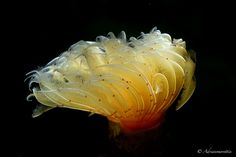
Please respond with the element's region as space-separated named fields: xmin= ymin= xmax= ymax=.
xmin=120 ymin=116 xmax=164 ymax=134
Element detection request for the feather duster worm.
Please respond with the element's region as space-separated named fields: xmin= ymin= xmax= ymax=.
xmin=26 ymin=27 xmax=195 ymax=135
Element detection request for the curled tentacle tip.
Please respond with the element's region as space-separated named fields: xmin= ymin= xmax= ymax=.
xmin=118 ymin=31 xmax=126 ymax=41
xmin=107 ymin=32 xmax=116 ymax=39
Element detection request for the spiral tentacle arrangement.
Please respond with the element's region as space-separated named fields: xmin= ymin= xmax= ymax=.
xmin=27 ymin=27 xmax=195 ymax=132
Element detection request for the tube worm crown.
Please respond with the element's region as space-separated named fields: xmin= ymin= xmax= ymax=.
xmin=26 ymin=27 xmax=196 ymax=133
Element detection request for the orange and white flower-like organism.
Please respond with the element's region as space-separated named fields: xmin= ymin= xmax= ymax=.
xmin=27 ymin=27 xmax=195 ymax=133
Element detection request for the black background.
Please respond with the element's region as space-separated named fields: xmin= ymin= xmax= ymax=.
xmin=3 ymin=0 xmax=234 ymax=156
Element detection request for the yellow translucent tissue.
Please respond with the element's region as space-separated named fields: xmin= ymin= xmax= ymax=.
xmin=26 ymin=27 xmax=196 ymax=133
